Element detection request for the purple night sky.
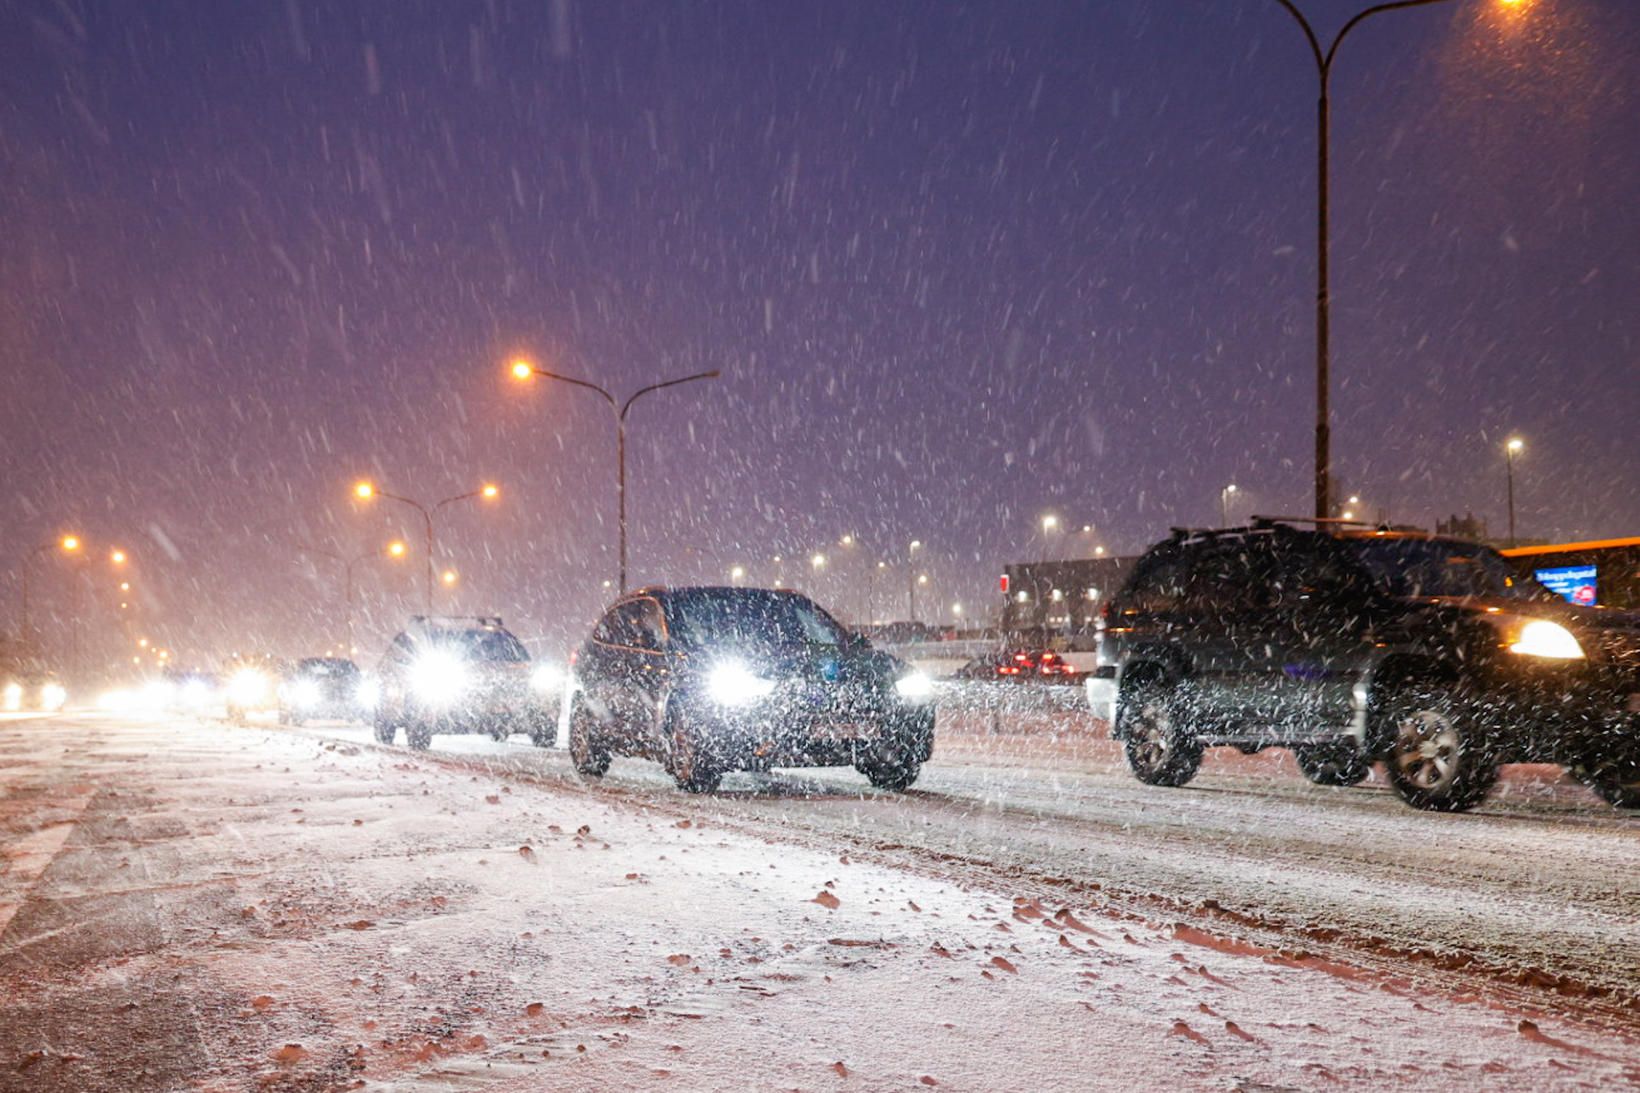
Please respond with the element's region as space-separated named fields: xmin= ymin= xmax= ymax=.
xmin=2 ymin=0 xmax=1636 ymax=666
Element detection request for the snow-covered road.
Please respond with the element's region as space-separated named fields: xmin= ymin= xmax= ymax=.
xmin=1 ymin=709 xmax=1636 ymax=1090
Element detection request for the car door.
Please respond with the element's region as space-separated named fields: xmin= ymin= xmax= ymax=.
xmin=1176 ymin=541 xmax=1275 ymax=729
xmin=1259 ymin=538 xmax=1380 ymax=735
xmin=586 ymin=598 xmax=670 ymax=751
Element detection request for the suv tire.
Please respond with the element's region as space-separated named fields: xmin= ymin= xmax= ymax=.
xmin=857 ymin=737 xmax=922 ymax=791
xmin=1380 ymin=686 xmax=1499 ymax=812
xmin=669 ymin=719 xmax=722 ymax=794
xmin=1294 ymin=742 xmax=1371 ymax=787
xmin=372 ymin=715 xmax=396 ymax=745
xmin=568 ymin=703 xmax=611 ymax=778
xmin=406 ymin=722 xmax=433 ymax=751
xmin=1117 ymin=680 xmax=1202 ymax=788
xmin=1569 ymin=757 xmax=1640 ymax=809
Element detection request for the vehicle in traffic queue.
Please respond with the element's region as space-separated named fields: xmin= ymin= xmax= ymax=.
xmin=1086 ymin=519 xmax=1640 ymax=811
xmin=371 ymin=616 xmax=560 ymax=750
xmin=223 ymin=653 xmax=288 ymax=723
xmin=278 ymin=657 xmax=373 ymax=726
xmin=565 ymin=586 xmax=936 ymax=793
xmin=2 ymin=671 xmax=68 ymax=713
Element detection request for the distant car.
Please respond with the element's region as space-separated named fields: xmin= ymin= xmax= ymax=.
xmin=566 ymin=586 xmax=936 ymax=793
xmin=279 ymin=657 xmax=372 ymax=725
xmin=2 ymin=673 xmax=67 ymax=713
xmin=372 ymin=616 xmax=559 ymax=749
xmin=162 ymin=668 xmax=219 ymax=712
xmin=1089 ymin=520 xmax=1640 ymax=811
xmin=956 ymin=649 xmax=1080 ymax=684
xmin=223 ymin=655 xmax=287 ymax=722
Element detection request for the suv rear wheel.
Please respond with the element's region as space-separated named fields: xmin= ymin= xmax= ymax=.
xmin=669 ymin=719 xmax=723 ymax=794
xmin=1380 ymin=686 xmax=1498 ymax=812
xmin=405 ymin=722 xmax=433 ymax=751
xmin=857 ymin=737 xmax=922 ymax=791
xmin=1118 ymin=681 xmax=1202 ymax=788
xmin=1294 ymin=742 xmax=1371 ymax=787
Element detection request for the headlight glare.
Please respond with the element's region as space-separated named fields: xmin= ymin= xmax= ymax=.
xmin=355 ymin=678 xmax=381 ymax=708
xmin=894 ymin=671 xmax=935 ymax=702
xmin=39 ymin=683 xmax=68 ymax=711
xmin=287 ymin=679 xmax=322 ymax=708
xmin=228 ymin=669 xmax=269 ymax=705
xmin=3 ymin=683 xmax=21 ymax=711
xmin=411 ymin=651 xmax=469 ymax=706
xmin=530 ymin=664 xmax=563 ymax=692
xmin=1508 ymin=618 xmax=1585 ymax=661
xmin=707 ymin=661 xmax=776 ymax=706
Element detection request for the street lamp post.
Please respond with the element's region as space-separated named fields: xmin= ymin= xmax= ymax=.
xmin=512 ymin=361 xmax=719 ymax=593
xmin=299 ymin=541 xmax=407 ymax=654
xmin=906 ymin=540 xmax=923 ymax=623
xmin=1220 ymin=483 xmax=1239 ymax=527
xmin=353 ymin=482 xmax=497 ymax=613
xmin=1505 ymin=436 xmax=1524 ymax=546
xmin=1271 ymin=0 xmax=1458 ymax=521
xmin=19 ymin=535 xmax=82 ymax=644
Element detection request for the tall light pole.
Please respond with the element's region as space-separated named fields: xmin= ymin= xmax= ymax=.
xmin=1505 ymin=436 xmax=1524 ymax=546
xmin=906 ymin=540 xmax=923 ymax=623
xmin=1270 ymin=0 xmax=1459 ymax=520
xmin=1220 ymin=483 xmax=1239 ymax=527
xmin=19 ymin=534 xmax=82 ymax=645
xmin=299 ymin=540 xmax=407 ymax=654
xmin=511 ymin=360 xmax=719 ymax=593
xmin=353 ymin=481 xmax=498 ymax=613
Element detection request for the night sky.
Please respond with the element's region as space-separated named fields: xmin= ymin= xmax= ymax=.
xmin=3 ymin=0 xmax=1637 ymax=666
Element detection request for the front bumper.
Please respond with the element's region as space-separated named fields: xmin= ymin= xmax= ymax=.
xmin=688 ymin=691 xmax=935 ymax=769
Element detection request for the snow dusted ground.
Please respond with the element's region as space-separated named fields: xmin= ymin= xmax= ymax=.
xmin=0 ymin=709 xmax=1637 ymax=1091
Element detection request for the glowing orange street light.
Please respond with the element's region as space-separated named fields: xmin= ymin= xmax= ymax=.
xmin=354 ymin=481 xmax=375 ymax=500
xmin=350 ymin=482 xmax=500 ymax=611
xmin=441 ymin=569 xmax=459 ymax=587
xmin=388 ymin=540 xmax=408 ymax=558
xmin=61 ymin=535 xmax=81 ymax=552
xmin=481 ymin=483 xmax=500 ymax=500
xmin=510 ymin=359 xmax=534 ymax=381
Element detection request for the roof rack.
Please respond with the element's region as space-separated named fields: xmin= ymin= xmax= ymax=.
xmin=1249 ymin=515 xmax=1428 ymax=535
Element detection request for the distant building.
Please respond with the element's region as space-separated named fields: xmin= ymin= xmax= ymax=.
xmin=1000 ymin=556 xmax=1138 ymax=638
xmin=1436 ymin=512 xmax=1488 ymax=541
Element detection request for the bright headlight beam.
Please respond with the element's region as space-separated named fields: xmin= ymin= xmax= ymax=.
xmin=228 ymin=670 xmax=269 ymax=705
xmin=707 ymin=661 xmax=776 ymax=706
xmin=411 ymin=650 xmax=470 ymax=706
xmin=1508 ymin=619 xmax=1584 ymax=660
xmin=894 ymin=671 xmax=935 ymax=702
xmin=530 ymin=664 xmax=563 ymax=692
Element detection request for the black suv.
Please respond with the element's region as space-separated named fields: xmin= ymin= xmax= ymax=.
xmin=567 ymin=586 xmax=936 ymax=792
xmin=372 ymin=617 xmax=559 ymax=750
xmin=278 ymin=657 xmax=369 ymax=726
xmin=1088 ymin=521 xmax=1640 ymax=811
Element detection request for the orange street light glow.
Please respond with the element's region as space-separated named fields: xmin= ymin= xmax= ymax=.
xmin=481 ymin=483 xmax=500 ymax=499
xmin=111 ymin=549 xmax=128 ymax=564
xmin=510 ymin=360 xmax=534 ymax=381
xmin=61 ymin=535 xmax=81 ymax=552
xmin=354 ymin=481 xmax=375 ymax=500
xmin=388 ymin=540 xmax=408 ymax=558
xmin=441 ymin=569 xmax=459 ymax=586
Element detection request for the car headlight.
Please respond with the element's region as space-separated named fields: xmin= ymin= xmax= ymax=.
xmin=39 ymin=683 xmax=67 ymax=711
xmin=355 ymin=678 xmax=381 ymax=708
xmin=530 ymin=664 xmax=563 ymax=693
xmin=411 ymin=651 xmax=469 ymax=706
xmin=894 ymin=670 xmax=935 ymax=703
xmin=228 ymin=669 xmax=269 ymax=705
xmin=287 ymin=679 xmax=322 ymax=708
xmin=1507 ymin=618 xmax=1585 ymax=661
xmin=180 ymin=680 xmax=210 ymax=708
xmin=707 ymin=661 xmax=776 ymax=706
xmin=3 ymin=683 xmax=21 ymax=711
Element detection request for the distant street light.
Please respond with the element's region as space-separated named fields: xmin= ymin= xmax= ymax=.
xmin=729 ymin=565 xmax=746 ymax=584
xmin=1041 ymin=514 xmax=1059 ymax=533
xmin=1505 ymin=436 xmax=1525 ymax=546
xmin=299 ymin=541 xmax=408 ymax=655
xmin=1221 ymin=483 xmax=1239 ymax=527
xmin=19 ymin=534 xmax=83 ymax=641
xmin=1270 ymin=0 xmax=1464 ymax=521
xmin=352 ymin=481 xmax=499 ymax=612
xmin=511 ymin=358 xmax=719 ymax=593
xmin=811 ymin=553 xmax=826 ymax=570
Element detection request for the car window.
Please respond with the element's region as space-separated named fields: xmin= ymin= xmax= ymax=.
xmin=1345 ymin=538 xmax=1548 ymax=601
xmin=1266 ymin=539 xmax=1370 ymax=606
xmin=593 ymin=607 xmax=629 ymax=647
xmin=457 ymin=629 xmax=530 ymax=662
xmin=618 ymin=600 xmax=666 ymax=651
xmin=1123 ymin=550 xmax=1188 ymax=613
xmin=1182 ymin=544 xmax=1265 ymax=613
xmin=666 ymin=589 xmax=848 ymax=649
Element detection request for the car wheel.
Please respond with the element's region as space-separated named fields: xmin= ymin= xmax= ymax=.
xmin=568 ymin=703 xmax=611 ymax=778
xmin=857 ymin=739 xmax=922 ymax=791
xmin=1380 ymin=686 xmax=1498 ymax=812
xmin=1117 ymin=681 xmax=1202 ymax=788
xmin=487 ymin=724 xmax=510 ymax=743
xmin=406 ymin=723 xmax=433 ymax=751
xmin=1294 ymin=742 xmax=1371 ymax=787
xmin=372 ymin=716 xmax=396 ymax=746
xmin=1569 ymin=757 xmax=1640 ymax=809
xmin=669 ymin=720 xmax=722 ymax=794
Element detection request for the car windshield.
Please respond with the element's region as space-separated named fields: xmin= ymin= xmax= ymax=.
xmin=297 ymin=659 xmax=357 ymax=677
xmin=1344 ymin=538 xmax=1549 ymax=602
xmin=425 ymin=629 xmax=529 ymax=663
xmin=665 ymin=590 xmax=850 ymax=650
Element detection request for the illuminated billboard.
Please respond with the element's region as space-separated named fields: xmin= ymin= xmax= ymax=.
xmin=1535 ymin=564 xmax=1597 ymax=606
